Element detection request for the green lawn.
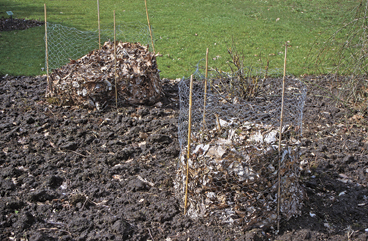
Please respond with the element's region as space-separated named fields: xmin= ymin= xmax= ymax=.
xmin=0 ymin=0 xmax=358 ymax=79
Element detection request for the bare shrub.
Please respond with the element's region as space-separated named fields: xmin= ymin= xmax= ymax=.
xmin=311 ymin=0 xmax=368 ymax=107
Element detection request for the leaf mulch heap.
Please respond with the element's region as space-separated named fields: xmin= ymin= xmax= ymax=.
xmin=49 ymin=41 xmax=162 ymax=109
xmin=0 ymin=16 xmax=44 ymax=31
xmin=174 ymin=119 xmax=304 ymax=230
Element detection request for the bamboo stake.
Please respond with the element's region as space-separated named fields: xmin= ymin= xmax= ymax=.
xmin=145 ymin=0 xmax=155 ymax=52
xmin=277 ymin=42 xmax=288 ymax=231
xmin=184 ymin=75 xmax=194 ymax=215
xmin=202 ymin=48 xmax=209 ymax=129
xmin=44 ymin=4 xmax=50 ymax=97
xmin=97 ymin=0 xmax=101 ymax=49
xmin=114 ymin=10 xmax=118 ymax=109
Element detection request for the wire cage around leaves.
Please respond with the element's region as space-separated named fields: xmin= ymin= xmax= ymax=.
xmin=175 ymin=74 xmax=307 ymax=229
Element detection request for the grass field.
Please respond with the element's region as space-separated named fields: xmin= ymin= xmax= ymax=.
xmin=0 ymin=0 xmax=359 ymax=79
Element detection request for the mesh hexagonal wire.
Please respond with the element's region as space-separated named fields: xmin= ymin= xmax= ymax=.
xmin=175 ymin=64 xmax=307 ymax=229
xmin=45 ymin=22 xmax=152 ymax=71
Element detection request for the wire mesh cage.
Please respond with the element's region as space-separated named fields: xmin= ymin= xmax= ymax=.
xmin=175 ymin=74 xmax=307 ymax=229
xmin=46 ymin=22 xmax=151 ymax=71
xmin=49 ymin=41 xmax=161 ymax=109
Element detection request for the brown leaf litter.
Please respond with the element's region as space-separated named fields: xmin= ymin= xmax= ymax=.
xmin=49 ymin=41 xmax=162 ymax=109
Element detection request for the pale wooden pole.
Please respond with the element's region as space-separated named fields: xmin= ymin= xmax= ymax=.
xmin=114 ymin=10 xmax=118 ymax=109
xmin=184 ymin=75 xmax=194 ymax=215
xmin=97 ymin=0 xmax=101 ymax=49
xmin=202 ymin=48 xmax=209 ymax=128
xmin=277 ymin=42 xmax=288 ymax=231
xmin=44 ymin=4 xmax=50 ymax=97
xmin=145 ymin=0 xmax=155 ymax=52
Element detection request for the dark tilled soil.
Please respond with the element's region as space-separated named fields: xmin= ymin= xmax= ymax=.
xmin=0 ymin=17 xmax=44 ymax=31
xmin=0 ymin=74 xmax=367 ymax=241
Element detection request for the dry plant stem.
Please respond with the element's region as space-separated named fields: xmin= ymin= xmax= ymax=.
xmin=114 ymin=10 xmax=117 ymax=109
xmin=202 ymin=48 xmax=209 ymax=128
xmin=148 ymin=228 xmax=154 ymax=241
xmin=145 ymin=0 xmax=155 ymax=53
xmin=277 ymin=42 xmax=288 ymax=231
xmin=97 ymin=0 xmax=101 ymax=49
xmin=265 ymin=60 xmax=269 ymax=79
xmin=184 ymin=75 xmax=194 ymax=215
xmin=44 ymin=4 xmax=50 ymax=97
xmin=299 ymin=78 xmax=350 ymax=111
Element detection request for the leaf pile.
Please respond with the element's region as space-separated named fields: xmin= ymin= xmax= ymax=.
xmin=49 ymin=41 xmax=162 ymax=109
xmin=174 ymin=119 xmax=304 ymax=229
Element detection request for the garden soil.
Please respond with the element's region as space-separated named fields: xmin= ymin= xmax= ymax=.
xmin=0 ymin=74 xmax=367 ymax=241
xmin=1 ymin=15 xmax=368 ymax=240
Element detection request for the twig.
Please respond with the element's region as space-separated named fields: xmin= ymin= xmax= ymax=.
xmin=39 ymin=227 xmax=59 ymax=231
xmin=70 ymin=150 xmax=88 ymax=158
xmin=81 ymin=196 xmax=89 ymax=210
xmin=137 ymin=175 xmax=155 ymax=187
xmin=148 ymin=228 xmax=154 ymax=241
xmin=45 ymin=106 xmax=56 ymax=116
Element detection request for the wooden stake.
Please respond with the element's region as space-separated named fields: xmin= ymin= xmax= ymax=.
xmin=277 ymin=42 xmax=288 ymax=231
xmin=145 ymin=0 xmax=155 ymax=52
xmin=97 ymin=0 xmax=101 ymax=49
xmin=184 ymin=75 xmax=194 ymax=215
xmin=202 ymin=48 xmax=209 ymax=129
xmin=44 ymin=4 xmax=50 ymax=97
xmin=114 ymin=10 xmax=118 ymax=109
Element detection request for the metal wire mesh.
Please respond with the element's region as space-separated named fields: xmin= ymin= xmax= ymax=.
xmin=45 ymin=22 xmax=151 ymax=70
xmin=175 ymin=72 xmax=307 ymax=229
xmin=178 ymin=76 xmax=307 ymax=152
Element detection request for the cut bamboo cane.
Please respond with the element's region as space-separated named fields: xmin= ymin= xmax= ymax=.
xmin=184 ymin=75 xmax=194 ymax=215
xmin=114 ymin=10 xmax=118 ymax=109
xmin=277 ymin=42 xmax=288 ymax=231
xmin=145 ymin=0 xmax=155 ymax=53
xmin=202 ymin=48 xmax=209 ymax=129
xmin=44 ymin=4 xmax=50 ymax=97
xmin=97 ymin=0 xmax=101 ymax=49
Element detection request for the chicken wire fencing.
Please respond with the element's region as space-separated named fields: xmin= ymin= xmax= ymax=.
xmin=175 ymin=72 xmax=307 ymax=229
xmin=45 ymin=22 xmax=152 ymax=70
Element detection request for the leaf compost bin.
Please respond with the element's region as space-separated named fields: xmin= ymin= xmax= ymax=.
xmin=48 ymin=41 xmax=162 ymax=109
xmin=175 ymin=77 xmax=307 ymax=229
